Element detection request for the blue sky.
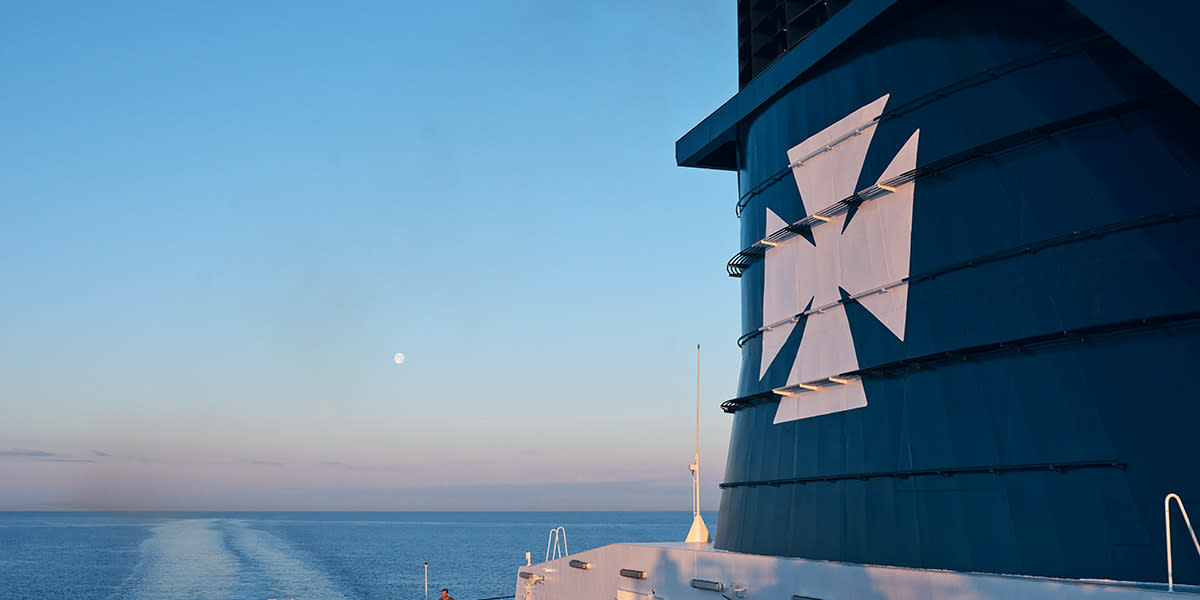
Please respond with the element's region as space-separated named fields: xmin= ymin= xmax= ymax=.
xmin=0 ymin=2 xmax=740 ymax=510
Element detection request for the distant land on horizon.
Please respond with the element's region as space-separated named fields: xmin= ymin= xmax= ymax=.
xmin=0 ymin=478 xmax=723 ymax=512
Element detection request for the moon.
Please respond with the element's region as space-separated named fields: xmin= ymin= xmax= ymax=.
xmin=393 ymin=353 xmax=406 ymax=365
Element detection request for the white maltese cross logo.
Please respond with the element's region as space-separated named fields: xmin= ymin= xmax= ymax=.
xmin=760 ymin=94 xmax=919 ymax=424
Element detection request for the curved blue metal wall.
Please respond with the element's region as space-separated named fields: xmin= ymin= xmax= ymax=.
xmin=709 ymin=0 xmax=1200 ymax=584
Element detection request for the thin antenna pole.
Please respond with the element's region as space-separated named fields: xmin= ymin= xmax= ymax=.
xmin=685 ymin=344 xmax=710 ymax=543
xmin=424 ymin=561 xmax=428 ymax=600
xmin=695 ymin=343 xmax=700 ymax=517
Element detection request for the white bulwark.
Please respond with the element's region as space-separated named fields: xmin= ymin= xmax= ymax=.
xmin=516 ymin=542 xmax=1196 ymax=599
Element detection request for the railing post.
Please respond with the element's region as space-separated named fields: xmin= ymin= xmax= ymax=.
xmin=1168 ymin=494 xmax=1175 ymax=591
xmin=1165 ymin=493 xmax=1200 ymax=592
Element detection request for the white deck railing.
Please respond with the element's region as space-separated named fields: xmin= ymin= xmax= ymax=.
xmin=545 ymin=526 xmax=568 ymax=562
xmin=1165 ymin=493 xmax=1200 ymax=592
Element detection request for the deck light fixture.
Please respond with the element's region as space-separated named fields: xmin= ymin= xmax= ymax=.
xmin=568 ymin=560 xmax=591 ymax=570
xmin=518 ymin=572 xmax=544 ymax=583
xmin=619 ymin=568 xmax=647 ymax=580
xmin=690 ymin=579 xmax=725 ymax=592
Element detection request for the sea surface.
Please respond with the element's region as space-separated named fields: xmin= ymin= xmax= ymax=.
xmin=0 ymin=511 xmax=717 ymax=600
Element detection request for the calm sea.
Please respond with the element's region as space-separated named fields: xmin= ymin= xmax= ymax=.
xmin=0 ymin=511 xmax=717 ymax=600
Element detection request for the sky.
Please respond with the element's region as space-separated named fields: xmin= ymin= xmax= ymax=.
xmin=0 ymin=2 xmax=741 ymax=510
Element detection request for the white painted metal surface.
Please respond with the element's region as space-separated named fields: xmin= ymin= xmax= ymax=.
xmin=759 ymin=94 xmax=919 ymax=424
xmin=516 ymin=542 xmax=1199 ymax=600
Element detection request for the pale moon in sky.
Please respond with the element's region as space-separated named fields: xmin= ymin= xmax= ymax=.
xmin=393 ymin=353 xmax=406 ymax=365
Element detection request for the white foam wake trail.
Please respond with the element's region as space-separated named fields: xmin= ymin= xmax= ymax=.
xmin=223 ymin=519 xmax=348 ymax=600
xmin=112 ymin=519 xmax=240 ymax=600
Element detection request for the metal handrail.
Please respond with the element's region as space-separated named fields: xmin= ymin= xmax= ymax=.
xmin=733 ymin=32 xmax=1111 ymax=217
xmin=736 ymin=209 xmax=1200 ymax=347
xmin=720 ymin=459 xmax=1125 ymax=489
xmin=728 ymin=95 xmax=1175 ymax=279
xmin=545 ymin=526 xmax=568 ymax=562
xmin=1166 ymin=493 xmax=1200 ymax=592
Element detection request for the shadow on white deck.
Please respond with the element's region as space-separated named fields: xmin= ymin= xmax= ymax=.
xmin=515 ymin=542 xmax=1200 ymax=600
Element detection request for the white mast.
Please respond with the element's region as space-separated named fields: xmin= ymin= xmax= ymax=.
xmin=686 ymin=343 xmax=711 ymax=544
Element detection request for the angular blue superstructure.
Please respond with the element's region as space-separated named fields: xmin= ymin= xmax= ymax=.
xmin=678 ymin=0 xmax=1200 ymax=585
